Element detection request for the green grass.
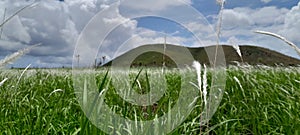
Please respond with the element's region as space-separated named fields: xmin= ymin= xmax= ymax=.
xmin=0 ymin=66 xmax=300 ymax=134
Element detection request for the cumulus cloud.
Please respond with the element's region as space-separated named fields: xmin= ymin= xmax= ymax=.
xmin=222 ymin=9 xmax=253 ymax=29
xmin=221 ymin=6 xmax=288 ymax=30
xmin=121 ymin=0 xmax=192 ymax=11
xmin=0 ymin=0 xmax=197 ymax=67
xmin=208 ymin=3 xmax=300 ymax=59
xmin=280 ymin=1 xmax=300 ymax=43
xmin=0 ymin=0 xmax=299 ymax=67
xmin=2 ymin=15 xmax=31 ymax=43
xmin=0 ymin=1 xmax=109 ymax=67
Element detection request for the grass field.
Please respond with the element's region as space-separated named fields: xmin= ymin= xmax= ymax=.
xmin=0 ymin=66 xmax=300 ymax=134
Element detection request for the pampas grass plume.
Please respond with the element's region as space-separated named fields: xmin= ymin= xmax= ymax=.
xmin=192 ymin=61 xmax=202 ymax=90
xmin=233 ymin=44 xmax=242 ymax=58
xmin=0 ymin=43 xmax=41 ymax=67
xmin=202 ymin=64 xmax=208 ymax=106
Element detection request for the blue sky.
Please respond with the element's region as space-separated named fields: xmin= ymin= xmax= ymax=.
xmin=0 ymin=0 xmax=300 ymax=68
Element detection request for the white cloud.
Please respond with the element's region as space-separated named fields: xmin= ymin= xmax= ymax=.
xmin=60 ymin=19 xmax=79 ymax=45
xmin=0 ymin=0 xmax=300 ymax=67
xmin=250 ymin=6 xmax=288 ymax=26
xmin=261 ymin=0 xmax=272 ymax=3
xmin=222 ymin=9 xmax=253 ymax=29
xmin=121 ymin=0 xmax=192 ymax=12
xmin=209 ymin=3 xmax=300 ymax=59
xmin=2 ymin=15 xmax=31 ymax=43
xmin=280 ymin=1 xmax=300 ymax=43
xmin=221 ymin=6 xmax=288 ymax=30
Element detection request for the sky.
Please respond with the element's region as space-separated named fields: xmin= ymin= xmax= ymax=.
xmin=0 ymin=0 xmax=299 ymax=68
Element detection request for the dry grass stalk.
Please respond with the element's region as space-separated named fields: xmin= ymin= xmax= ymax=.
xmin=255 ymin=30 xmax=300 ymax=56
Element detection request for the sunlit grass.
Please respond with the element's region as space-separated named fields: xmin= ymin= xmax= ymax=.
xmin=0 ymin=66 xmax=300 ymax=134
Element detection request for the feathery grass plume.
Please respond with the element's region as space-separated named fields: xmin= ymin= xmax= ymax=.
xmin=202 ymin=64 xmax=208 ymax=134
xmin=192 ymin=61 xmax=203 ymax=133
xmin=192 ymin=61 xmax=209 ymax=134
xmin=255 ymin=30 xmax=300 ymax=56
xmin=229 ymin=37 xmax=243 ymax=61
xmin=202 ymin=64 xmax=208 ymax=107
xmin=232 ymin=44 xmax=244 ymax=62
xmin=192 ymin=61 xmax=202 ymax=91
xmin=0 ymin=78 xmax=8 ymax=87
xmin=0 ymin=2 xmax=38 ymax=28
xmin=0 ymin=43 xmax=41 ymax=67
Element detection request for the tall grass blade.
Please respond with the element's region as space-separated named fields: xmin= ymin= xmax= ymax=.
xmin=233 ymin=76 xmax=245 ymax=98
xmin=255 ymin=30 xmax=300 ymax=56
xmin=48 ymin=89 xmax=64 ymax=97
xmin=131 ymin=68 xmax=143 ymax=89
xmin=0 ymin=78 xmax=8 ymax=87
xmin=83 ymin=78 xmax=88 ymax=109
xmin=80 ymin=69 xmax=109 ymax=135
xmin=16 ymin=64 xmax=31 ymax=86
xmin=204 ymin=119 xmax=242 ymax=134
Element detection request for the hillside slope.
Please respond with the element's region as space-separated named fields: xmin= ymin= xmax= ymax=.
xmin=104 ymin=44 xmax=300 ymax=67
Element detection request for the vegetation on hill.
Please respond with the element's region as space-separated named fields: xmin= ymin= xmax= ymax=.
xmin=104 ymin=44 xmax=300 ymax=67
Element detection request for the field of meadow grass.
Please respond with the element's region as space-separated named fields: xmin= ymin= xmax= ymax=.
xmin=1 ymin=1 xmax=300 ymax=134
xmin=0 ymin=66 xmax=300 ymax=134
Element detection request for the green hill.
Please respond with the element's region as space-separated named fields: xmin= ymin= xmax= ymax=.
xmin=104 ymin=44 xmax=300 ymax=67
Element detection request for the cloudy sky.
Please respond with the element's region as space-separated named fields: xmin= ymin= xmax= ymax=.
xmin=0 ymin=0 xmax=299 ymax=68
